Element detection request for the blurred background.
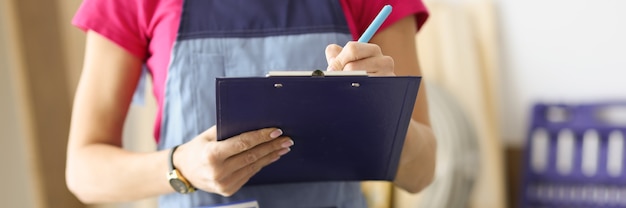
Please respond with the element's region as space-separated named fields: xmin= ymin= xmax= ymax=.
xmin=1 ymin=0 xmax=624 ymax=207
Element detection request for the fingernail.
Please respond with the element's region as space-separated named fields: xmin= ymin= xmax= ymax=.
xmin=282 ymin=139 xmax=294 ymax=148
xmin=270 ymin=129 xmax=283 ymax=139
xmin=278 ymin=148 xmax=291 ymax=156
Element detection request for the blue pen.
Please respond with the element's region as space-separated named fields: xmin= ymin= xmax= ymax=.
xmin=357 ymin=5 xmax=393 ymax=43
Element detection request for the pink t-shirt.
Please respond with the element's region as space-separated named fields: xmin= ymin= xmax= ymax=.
xmin=72 ymin=0 xmax=428 ymax=142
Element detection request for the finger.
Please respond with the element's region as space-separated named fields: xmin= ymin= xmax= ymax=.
xmin=216 ymin=148 xmax=288 ymax=196
xmin=329 ymin=41 xmax=382 ymax=71
xmin=222 ymin=136 xmax=293 ymax=171
xmin=325 ymin=44 xmax=342 ymax=71
xmin=216 ymin=128 xmax=283 ymax=158
xmin=343 ymin=56 xmax=395 ymax=76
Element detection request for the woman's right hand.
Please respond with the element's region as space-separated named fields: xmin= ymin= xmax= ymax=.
xmin=173 ymin=126 xmax=293 ymax=196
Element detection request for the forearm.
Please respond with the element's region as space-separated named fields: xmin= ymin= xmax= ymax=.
xmin=393 ymin=119 xmax=437 ymax=193
xmin=66 ymin=143 xmax=174 ymax=203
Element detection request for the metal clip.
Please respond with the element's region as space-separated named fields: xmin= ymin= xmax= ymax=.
xmin=274 ymin=83 xmax=283 ymax=88
xmin=311 ymin=69 xmax=325 ymax=77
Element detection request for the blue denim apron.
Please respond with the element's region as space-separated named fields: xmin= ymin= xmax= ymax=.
xmin=156 ymin=0 xmax=367 ymax=207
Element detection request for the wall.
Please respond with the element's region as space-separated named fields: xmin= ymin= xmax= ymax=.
xmin=0 ymin=1 xmax=42 ymax=206
xmin=0 ymin=53 xmax=38 ymax=208
xmin=1 ymin=0 xmax=87 ymax=206
xmin=497 ymin=0 xmax=626 ymax=145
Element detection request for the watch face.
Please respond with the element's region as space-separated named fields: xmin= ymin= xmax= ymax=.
xmin=169 ymin=179 xmax=189 ymax=193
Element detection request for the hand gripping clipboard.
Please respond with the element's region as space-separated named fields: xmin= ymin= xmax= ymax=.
xmin=216 ymin=71 xmax=421 ymax=185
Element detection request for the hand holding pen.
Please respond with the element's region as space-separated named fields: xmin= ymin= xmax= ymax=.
xmin=325 ymin=5 xmax=395 ymax=76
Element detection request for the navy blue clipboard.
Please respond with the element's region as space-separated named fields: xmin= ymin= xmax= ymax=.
xmin=216 ymin=75 xmax=421 ymax=185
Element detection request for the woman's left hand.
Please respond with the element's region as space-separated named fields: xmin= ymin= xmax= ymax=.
xmin=325 ymin=41 xmax=395 ymax=76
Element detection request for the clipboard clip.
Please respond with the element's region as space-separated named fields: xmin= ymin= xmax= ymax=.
xmin=274 ymin=81 xmax=360 ymax=88
xmin=267 ymin=70 xmax=366 ymax=77
xmin=269 ymin=70 xmax=365 ymax=88
xmin=312 ymin=70 xmax=361 ymax=87
xmin=311 ymin=69 xmax=325 ymax=77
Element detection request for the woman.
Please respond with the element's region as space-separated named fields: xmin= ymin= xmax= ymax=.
xmin=66 ymin=0 xmax=436 ymax=207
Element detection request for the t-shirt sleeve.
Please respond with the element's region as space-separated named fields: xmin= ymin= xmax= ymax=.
xmin=342 ymin=0 xmax=429 ymax=40
xmin=72 ymin=0 xmax=150 ymax=60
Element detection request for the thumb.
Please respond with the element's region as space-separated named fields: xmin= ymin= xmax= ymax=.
xmin=200 ymin=125 xmax=218 ymax=142
xmin=325 ymin=44 xmax=343 ymax=71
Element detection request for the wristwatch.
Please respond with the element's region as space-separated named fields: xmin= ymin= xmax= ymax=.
xmin=167 ymin=145 xmax=196 ymax=194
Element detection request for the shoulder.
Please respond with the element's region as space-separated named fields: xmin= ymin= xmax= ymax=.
xmin=340 ymin=0 xmax=428 ymax=38
xmin=72 ymin=0 xmax=181 ymax=60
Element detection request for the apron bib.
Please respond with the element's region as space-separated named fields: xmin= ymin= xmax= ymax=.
xmin=157 ymin=0 xmax=367 ymax=207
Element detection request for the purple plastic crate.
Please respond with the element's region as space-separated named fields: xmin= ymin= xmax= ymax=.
xmin=522 ymin=102 xmax=626 ymax=208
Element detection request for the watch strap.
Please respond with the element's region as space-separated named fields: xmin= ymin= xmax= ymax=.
xmin=169 ymin=145 xmax=180 ymax=171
